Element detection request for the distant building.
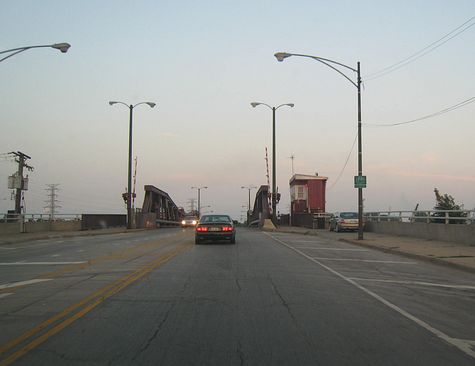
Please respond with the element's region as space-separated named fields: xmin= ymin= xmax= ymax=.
xmin=289 ymin=173 xmax=328 ymax=216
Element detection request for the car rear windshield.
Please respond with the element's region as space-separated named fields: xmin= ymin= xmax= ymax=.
xmin=200 ymin=215 xmax=231 ymax=223
xmin=340 ymin=212 xmax=358 ymax=219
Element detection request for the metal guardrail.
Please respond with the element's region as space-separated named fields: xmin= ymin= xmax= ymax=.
xmin=1 ymin=213 xmax=81 ymax=223
xmin=365 ymin=210 xmax=474 ymax=225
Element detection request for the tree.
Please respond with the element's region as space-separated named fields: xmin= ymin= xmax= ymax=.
xmin=432 ymin=188 xmax=467 ymax=224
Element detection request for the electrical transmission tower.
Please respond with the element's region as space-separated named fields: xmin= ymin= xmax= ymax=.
xmin=44 ymin=184 xmax=61 ymax=220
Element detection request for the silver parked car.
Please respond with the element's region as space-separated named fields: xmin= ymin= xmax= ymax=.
xmin=329 ymin=212 xmax=360 ymax=232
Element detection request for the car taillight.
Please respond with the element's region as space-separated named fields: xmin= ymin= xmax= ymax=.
xmin=222 ymin=226 xmax=234 ymax=232
xmin=340 ymin=220 xmax=346 ymax=223
xmin=196 ymin=226 xmax=208 ymax=232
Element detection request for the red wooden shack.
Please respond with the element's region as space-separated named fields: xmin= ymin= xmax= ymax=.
xmin=289 ymin=174 xmax=328 ymax=215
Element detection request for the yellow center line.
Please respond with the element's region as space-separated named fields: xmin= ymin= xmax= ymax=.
xmin=0 ymin=240 xmax=192 ymax=366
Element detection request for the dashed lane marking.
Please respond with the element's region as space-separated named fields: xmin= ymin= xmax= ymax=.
xmin=310 ymin=257 xmax=417 ymax=264
xmin=0 ymin=262 xmax=87 ymax=266
xmin=266 ymin=232 xmax=475 ymax=359
xmin=296 ymin=247 xmax=369 ymax=252
xmin=0 ymin=279 xmax=53 ymax=290
xmin=348 ymin=278 xmax=475 ymax=290
xmin=0 ymin=293 xmax=14 ymax=299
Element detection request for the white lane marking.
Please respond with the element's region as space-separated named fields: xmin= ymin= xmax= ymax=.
xmin=348 ymin=278 xmax=475 ymax=290
xmin=51 ymin=254 xmax=60 ymax=257
xmin=0 ymin=279 xmax=53 ymax=289
xmin=0 ymin=293 xmax=14 ymax=299
xmin=311 ymin=257 xmax=416 ymax=264
xmin=265 ymin=233 xmax=475 ymax=359
xmin=291 ymin=240 xmax=324 ymax=243
xmin=76 ymin=249 xmax=84 ymax=253
xmin=297 ymin=247 xmax=369 ymax=252
xmin=0 ymin=247 xmax=15 ymax=250
xmin=0 ymin=261 xmax=86 ymax=266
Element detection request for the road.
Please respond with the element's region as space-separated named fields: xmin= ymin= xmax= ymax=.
xmin=1 ymin=228 xmax=474 ymax=365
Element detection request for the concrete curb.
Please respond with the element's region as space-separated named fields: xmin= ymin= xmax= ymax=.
xmin=0 ymin=228 xmax=148 ymax=246
xmin=339 ymin=238 xmax=475 ymax=275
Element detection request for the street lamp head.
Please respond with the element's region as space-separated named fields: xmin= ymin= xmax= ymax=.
xmin=146 ymin=102 xmax=156 ymax=108
xmin=250 ymin=102 xmax=260 ymax=108
xmin=274 ymin=52 xmax=291 ymax=62
xmin=109 ymin=101 xmax=118 ymax=106
xmin=51 ymin=43 xmax=71 ymax=53
xmin=287 ymin=103 xmax=295 ymax=108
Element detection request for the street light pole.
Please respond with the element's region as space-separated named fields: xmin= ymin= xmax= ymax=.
xmin=191 ymin=186 xmax=208 ymax=217
xmin=241 ymin=185 xmax=257 ymax=224
xmin=251 ymin=102 xmax=294 ymax=224
xmin=0 ymin=43 xmax=71 ymax=63
xmin=272 ymin=107 xmax=276 ymax=224
xmin=109 ymin=101 xmax=156 ymax=229
xmin=274 ymin=51 xmax=364 ymax=239
xmin=357 ymin=62 xmax=363 ymax=240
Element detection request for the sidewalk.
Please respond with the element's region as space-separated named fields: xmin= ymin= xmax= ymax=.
xmin=0 ymin=227 xmax=143 ymax=245
xmin=275 ymin=226 xmax=475 ymax=274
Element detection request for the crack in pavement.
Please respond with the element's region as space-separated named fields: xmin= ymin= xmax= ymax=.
xmin=236 ymin=340 xmax=245 ymax=366
xmin=269 ymin=277 xmax=314 ymax=350
xmin=132 ymin=302 xmax=176 ymax=360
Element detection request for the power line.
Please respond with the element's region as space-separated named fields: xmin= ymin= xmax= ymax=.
xmin=365 ymin=96 xmax=475 ymax=127
xmin=366 ymin=15 xmax=475 ymax=81
xmin=327 ymin=132 xmax=358 ymax=191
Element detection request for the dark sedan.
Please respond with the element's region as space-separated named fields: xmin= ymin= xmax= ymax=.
xmin=195 ymin=214 xmax=236 ymax=244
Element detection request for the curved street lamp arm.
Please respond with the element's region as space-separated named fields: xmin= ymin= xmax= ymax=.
xmin=311 ymin=57 xmax=358 ymax=89
xmin=275 ymin=103 xmax=295 ymax=110
xmin=251 ymin=102 xmax=273 ymax=110
xmin=289 ymin=53 xmax=357 ymax=73
xmin=0 ymin=45 xmax=46 ymax=55
xmin=0 ymin=49 xmax=29 ymax=63
xmin=133 ymin=101 xmax=156 ymax=109
xmin=1 ymin=43 xmax=70 ymax=63
xmin=109 ymin=101 xmax=130 ymax=109
xmin=275 ymin=52 xmax=358 ymax=88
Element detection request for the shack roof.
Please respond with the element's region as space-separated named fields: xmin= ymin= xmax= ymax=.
xmin=289 ymin=174 xmax=328 ymax=185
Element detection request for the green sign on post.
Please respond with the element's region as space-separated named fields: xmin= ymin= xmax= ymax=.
xmin=354 ymin=175 xmax=367 ymax=188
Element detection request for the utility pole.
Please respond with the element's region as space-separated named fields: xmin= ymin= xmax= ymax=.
xmin=8 ymin=151 xmax=33 ymax=215
xmin=289 ymin=154 xmax=295 ymax=176
xmin=187 ymin=198 xmax=197 ymax=213
xmin=44 ymin=184 xmax=61 ymax=220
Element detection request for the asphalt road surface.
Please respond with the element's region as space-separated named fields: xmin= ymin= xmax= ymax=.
xmin=1 ymin=228 xmax=474 ymax=365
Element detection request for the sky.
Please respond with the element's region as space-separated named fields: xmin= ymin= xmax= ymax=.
xmin=1 ymin=0 xmax=474 ymax=220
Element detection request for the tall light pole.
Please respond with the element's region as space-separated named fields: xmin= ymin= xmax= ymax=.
xmin=191 ymin=186 xmax=207 ymax=217
xmin=109 ymin=101 xmax=156 ymax=229
xmin=0 ymin=43 xmax=71 ymax=63
xmin=1 ymin=42 xmax=70 ymax=217
xmin=275 ymin=51 xmax=364 ymax=239
xmin=241 ymin=185 xmax=257 ymax=224
xmin=251 ymin=102 xmax=294 ymax=224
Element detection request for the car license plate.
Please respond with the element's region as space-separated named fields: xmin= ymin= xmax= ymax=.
xmin=209 ymin=227 xmax=220 ymax=231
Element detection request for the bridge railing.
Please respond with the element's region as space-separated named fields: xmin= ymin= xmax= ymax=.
xmin=1 ymin=213 xmax=81 ymax=223
xmin=365 ymin=210 xmax=474 ymax=225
